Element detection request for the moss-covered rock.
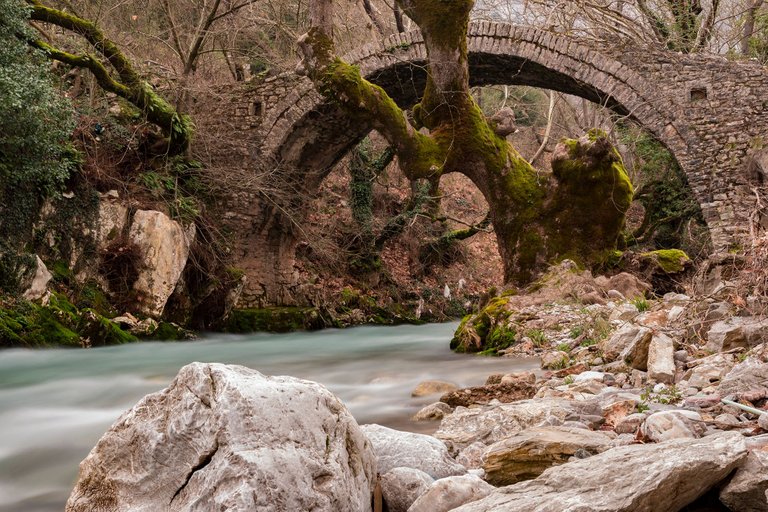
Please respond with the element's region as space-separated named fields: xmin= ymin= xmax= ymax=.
xmin=77 ymin=309 xmax=137 ymax=346
xmin=226 ymin=307 xmax=324 ymax=333
xmin=640 ymin=249 xmax=691 ymax=274
xmin=450 ymin=296 xmax=517 ymax=355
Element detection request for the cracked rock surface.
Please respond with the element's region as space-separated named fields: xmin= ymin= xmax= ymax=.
xmin=65 ymin=362 xmax=376 ymax=512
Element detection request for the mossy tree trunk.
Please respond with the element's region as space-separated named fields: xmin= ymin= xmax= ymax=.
xmin=27 ymin=0 xmax=193 ymax=155
xmin=299 ymin=0 xmax=633 ymax=285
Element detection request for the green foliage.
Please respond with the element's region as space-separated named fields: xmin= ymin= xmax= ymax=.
xmin=0 ymin=0 xmax=75 ymax=250
xmin=563 ymin=375 xmax=574 ymax=385
xmin=638 ymin=384 xmax=683 ymax=411
xmin=527 ymin=328 xmax=547 ymax=347
xmin=619 ymin=124 xmax=706 ymax=253
xmin=748 ymin=11 xmax=768 ymax=64
xmin=631 ymin=295 xmax=650 ymax=312
xmin=138 ymin=162 xmax=202 ymax=223
xmin=556 ymin=342 xmax=571 ymax=353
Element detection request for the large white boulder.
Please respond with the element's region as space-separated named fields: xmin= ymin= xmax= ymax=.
xmin=66 ymin=363 xmax=376 ymax=512
xmin=128 ymin=210 xmax=195 ymax=317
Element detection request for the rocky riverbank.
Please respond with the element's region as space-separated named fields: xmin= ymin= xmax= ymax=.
xmin=65 ymin=257 xmax=768 ymax=511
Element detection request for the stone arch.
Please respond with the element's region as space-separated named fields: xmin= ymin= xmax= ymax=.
xmin=238 ymin=21 xmax=768 ymax=305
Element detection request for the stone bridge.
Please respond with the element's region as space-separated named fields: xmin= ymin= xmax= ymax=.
xmin=213 ymin=21 xmax=768 ymax=307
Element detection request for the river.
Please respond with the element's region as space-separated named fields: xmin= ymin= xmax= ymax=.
xmin=0 ymin=322 xmax=537 ymax=511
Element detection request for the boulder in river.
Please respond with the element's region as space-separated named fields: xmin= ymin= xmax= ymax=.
xmin=66 ymin=363 xmax=376 ymax=512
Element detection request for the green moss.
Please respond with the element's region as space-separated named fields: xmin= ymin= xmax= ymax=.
xmin=77 ymin=309 xmax=137 ymax=346
xmin=640 ymin=249 xmax=690 ymax=273
xmin=153 ymin=321 xmax=187 ymax=341
xmin=75 ymin=281 xmax=115 ymax=317
xmin=0 ymin=299 xmax=80 ymax=348
xmin=227 ymin=307 xmax=323 ymax=333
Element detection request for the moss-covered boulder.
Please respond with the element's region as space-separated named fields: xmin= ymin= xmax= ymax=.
xmin=77 ymin=309 xmax=138 ymax=347
xmin=226 ymin=307 xmax=324 ymax=333
xmin=450 ymin=296 xmax=518 ymax=355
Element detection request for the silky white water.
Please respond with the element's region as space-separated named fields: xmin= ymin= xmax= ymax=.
xmin=0 ymin=322 xmax=536 ymax=511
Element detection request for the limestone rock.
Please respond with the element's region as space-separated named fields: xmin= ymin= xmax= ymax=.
xmin=412 ymin=402 xmax=452 ymax=422
xmin=540 ymin=350 xmax=569 ymax=370
xmin=482 ymin=426 xmax=614 ymax=485
xmin=440 ymin=380 xmax=536 ymax=408
xmin=129 ymin=210 xmax=195 ymax=317
xmin=639 ymin=410 xmax=706 ymax=442
xmin=435 ymin=399 xmax=600 ymax=454
xmin=452 ymin=433 xmax=748 ymax=512
xmin=684 ymin=353 xmax=735 ymax=389
xmin=614 ymin=412 xmax=647 ymax=434
xmin=360 ymin=424 xmax=465 ymax=479
xmin=412 ymin=380 xmax=458 ymax=397
xmin=718 ymin=358 xmax=768 ymax=399
xmin=20 ymin=255 xmax=52 ymax=301
xmin=407 ymin=474 xmax=494 ymax=512
xmin=609 ymin=303 xmax=639 ymax=322
xmin=707 ymin=317 xmax=768 ymax=352
xmin=604 ymin=272 xmax=651 ymax=300
xmin=96 ymin=193 xmax=128 ymax=246
xmin=601 ymin=324 xmax=652 ymax=369
xmin=66 ymin=363 xmax=376 ymax=512
xmin=720 ymin=448 xmax=768 ymax=512
xmin=647 ymin=333 xmax=675 ymax=384
xmin=380 ymin=467 xmax=433 ymax=512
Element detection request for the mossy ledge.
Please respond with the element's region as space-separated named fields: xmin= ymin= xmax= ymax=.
xmin=0 ymin=293 xmax=136 ymax=349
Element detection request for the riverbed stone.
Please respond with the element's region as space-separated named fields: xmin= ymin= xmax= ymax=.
xmin=718 ymin=358 xmax=768 ymax=399
xmin=684 ymin=352 xmax=736 ymax=389
xmin=451 ymin=432 xmax=748 ymax=512
xmin=482 ymin=426 xmax=614 ymax=485
xmin=66 ymin=362 xmax=376 ymax=512
xmin=361 ymin=424 xmax=465 ymax=479
xmin=412 ymin=402 xmax=452 ymax=422
xmin=707 ymin=317 xmax=768 ymax=352
xmin=412 ymin=380 xmax=458 ymax=397
xmin=719 ymin=447 xmax=768 ymax=512
xmin=435 ymin=398 xmax=600 ymax=454
xmin=380 ymin=467 xmax=433 ymax=512
xmin=129 ymin=210 xmax=195 ymax=317
xmin=601 ymin=324 xmax=652 ymax=369
xmin=639 ymin=410 xmax=706 ymax=442
xmin=647 ymin=333 xmax=676 ymax=384
xmin=407 ymin=474 xmax=494 ymax=512
xmin=440 ymin=379 xmax=536 ymax=408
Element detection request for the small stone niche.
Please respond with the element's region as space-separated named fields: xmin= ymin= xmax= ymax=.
xmin=690 ymin=87 xmax=708 ymax=102
xmin=249 ymin=100 xmax=264 ymax=117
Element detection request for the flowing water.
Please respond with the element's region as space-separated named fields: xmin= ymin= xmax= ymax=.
xmin=0 ymin=322 xmax=537 ymax=511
